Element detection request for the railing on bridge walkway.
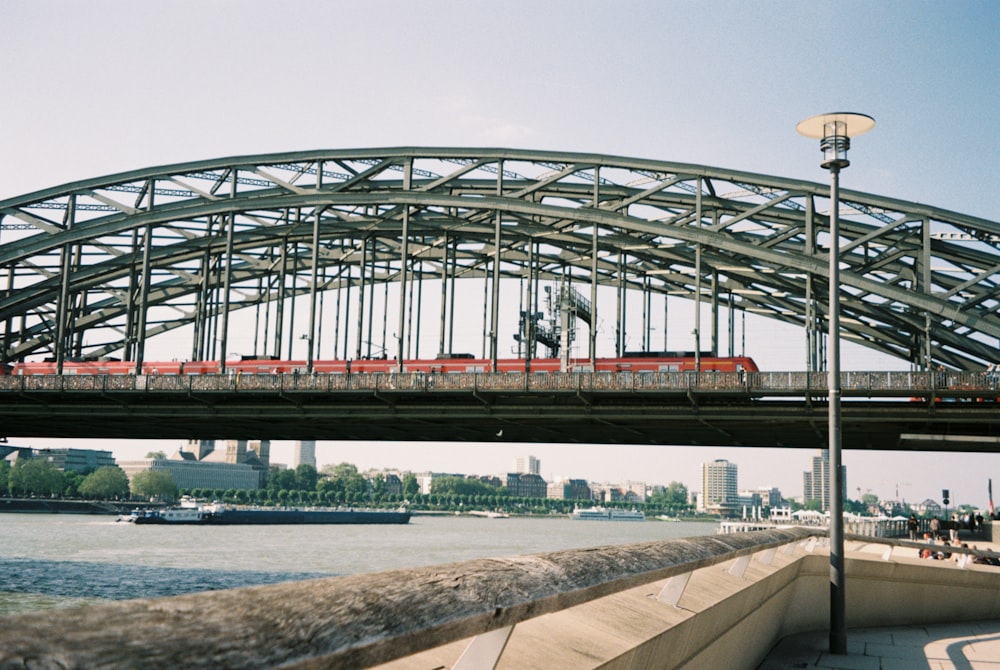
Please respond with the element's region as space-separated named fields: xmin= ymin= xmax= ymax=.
xmin=3 ymin=526 xmax=1000 ymax=670
xmin=2 ymin=369 xmax=998 ymax=399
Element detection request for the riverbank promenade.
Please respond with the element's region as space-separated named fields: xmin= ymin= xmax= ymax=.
xmin=757 ymin=531 xmax=1000 ymax=670
xmin=759 ymin=619 xmax=1000 ymax=669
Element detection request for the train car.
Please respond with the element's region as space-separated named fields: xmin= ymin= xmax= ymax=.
xmin=7 ymin=359 xmax=184 ymax=375
xmin=5 ymin=354 xmax=758 ymax=376
xmin=326 ymin=354 xmax=757 ymax=375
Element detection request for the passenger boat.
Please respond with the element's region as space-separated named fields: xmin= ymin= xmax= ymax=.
xmin=569 ymin=506 xmax=645 ymax=521
xmin=468 ymin=510 xmax=510 ymax=519
xmin=126 ymin=499 xmax=410 ymax=525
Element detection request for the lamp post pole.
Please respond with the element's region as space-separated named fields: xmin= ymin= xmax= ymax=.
xmin=797 ymin=112 xmax=875 ymax=656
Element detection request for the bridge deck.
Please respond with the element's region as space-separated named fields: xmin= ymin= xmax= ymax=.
xmin=1 ymin=371 xmax=999 ymax=448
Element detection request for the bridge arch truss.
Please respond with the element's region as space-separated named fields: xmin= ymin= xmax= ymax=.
xmin=2 ymin=148 xmax=999 ymax=371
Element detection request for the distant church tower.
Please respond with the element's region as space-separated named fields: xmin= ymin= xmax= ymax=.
xmin=294 ymin=440 xmax=316 ymax=468
xmin=185 ymin=439 xmax=215 ymax=460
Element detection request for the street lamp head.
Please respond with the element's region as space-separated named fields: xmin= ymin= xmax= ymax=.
xmin=797 ymin=112 xmax=875 ymax=171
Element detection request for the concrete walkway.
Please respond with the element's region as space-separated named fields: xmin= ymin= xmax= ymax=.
xmin=758 ymin=620 xmax=1000 ymax=669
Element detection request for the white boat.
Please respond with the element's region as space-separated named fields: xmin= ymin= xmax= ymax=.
xmin=569 ymin=506 xmax=645 ymax=521
xmin=468 ymin=510 xmax=509 ymax=519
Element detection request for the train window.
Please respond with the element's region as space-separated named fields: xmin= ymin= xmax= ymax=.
xmin=659 ymin=364 xmax=680 ymax=372
xmin=466 ymin=365 xmax=485 ymax=373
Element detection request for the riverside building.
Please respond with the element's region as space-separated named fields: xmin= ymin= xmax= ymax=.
xmin=802 ymin=449 xmax=847 ymax=511
xmin=119 ymin=439 xmax=270 ymax=491
xmin=701 ymin=459 xmax=739 ymax=517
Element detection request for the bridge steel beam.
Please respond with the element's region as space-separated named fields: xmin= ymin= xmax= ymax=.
xmin=1 ymin=372 xmax=1000 ymax=448
xmin=1 ymin=149 xmax=999 ymax=372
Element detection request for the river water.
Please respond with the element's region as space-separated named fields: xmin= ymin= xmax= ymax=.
xmin=0 ymin=512 xmax=716 ymax=614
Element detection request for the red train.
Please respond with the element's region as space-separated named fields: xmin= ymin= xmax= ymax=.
xmin=3 ymin=353 xmax=758 ymax=376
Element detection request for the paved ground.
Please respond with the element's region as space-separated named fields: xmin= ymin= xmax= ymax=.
xmin=758 ymin=620 xmax=1000 ymax=670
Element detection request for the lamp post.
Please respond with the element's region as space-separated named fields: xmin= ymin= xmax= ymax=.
xmin=797 ymin=112 xmax=875 ymax=655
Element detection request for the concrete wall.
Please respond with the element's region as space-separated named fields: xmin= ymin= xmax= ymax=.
xmin=375 ymin=543 xmax=1000 ymax=670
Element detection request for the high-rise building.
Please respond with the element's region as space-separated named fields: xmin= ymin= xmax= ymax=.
xmin=701 ymin=459 xmax=739 ymax=516
xmin=515 ymin=455 xmax=540 ymax=475
xmin=294 ymin=440 xmax=316 ymax=469
xmin=803 ymin=449 xmax=847 ymax=511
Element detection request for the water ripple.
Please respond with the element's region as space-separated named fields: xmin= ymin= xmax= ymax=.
xmin=0 ymin=557 xmax=327 ymax=601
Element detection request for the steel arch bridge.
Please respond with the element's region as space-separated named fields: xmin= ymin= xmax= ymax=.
xmin=2 ymin=147 xmax=999 ymax=372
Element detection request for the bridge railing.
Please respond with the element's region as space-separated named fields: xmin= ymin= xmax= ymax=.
xmin=3 ymin=370 xmax=1000 ymax=398
xmin=0 ymin=527 xmax=820 ymax=670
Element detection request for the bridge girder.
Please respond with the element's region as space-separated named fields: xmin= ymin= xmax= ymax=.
xmin=2 ymin=148 xmax=999 ymax=369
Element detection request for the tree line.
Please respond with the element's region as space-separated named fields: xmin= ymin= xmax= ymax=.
xmin=1 ymin=457 xmax=697 ymax=516
xmin=0 ymin=456 xmax=176 ymax=501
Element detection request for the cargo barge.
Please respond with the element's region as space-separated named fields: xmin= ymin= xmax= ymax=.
xmin=124 ymin=500 xmax=410 ymax=525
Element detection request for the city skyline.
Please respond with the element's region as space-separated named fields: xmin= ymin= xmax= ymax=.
xmin=3 ymin=2 xmax=998 ymax=512
xmin=7 ymin=438 xmax=988 ymax=510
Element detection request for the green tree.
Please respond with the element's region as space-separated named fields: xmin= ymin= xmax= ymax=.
xmin=0 ymin=459 xmax=10 ymax=495
xmin=664 ymin=481 xmax=689 ymax=506
xmin=78 ymin=466 xmax=130 ymax=500
xmin=803 ymin=498 xmax=824 ymax=512
xmin=295 ymin=464 xmax=318 ymax=491
xmin=145 ymin=451 xmax=167 ymax=460
xmin=131 ymin=469 xmax=179 ymax=502
xmin=322 ymin=463 xmax=368 ymax=499
xmin=431 ymin=476 xmax=501 ymax=498
xmin=844 ymin=498 xmax=867 ymax=515
xmin=317 ymin=476 xmax=343 ymax=497
xmin=268 ymin=468 xmax=297 ymax=492
xmin=9 ymin=457 xmax=63 ymax=497
xmin=62 ymin=471 xmax=85 ymax=498
xmin=369 ymin=473 xmax=386 ymax=499
xmin=402 ymin=472 xmax=419 ymax=497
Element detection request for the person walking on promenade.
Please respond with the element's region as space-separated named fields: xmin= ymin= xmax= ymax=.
xmin=908 ymin=514 xmax=919 ymax=541
xmin=930 ymin=516 xmax=941 ymax=540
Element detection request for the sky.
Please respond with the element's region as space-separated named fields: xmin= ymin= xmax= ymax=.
xmin=2 ymin=1 xmax=999 ymax=508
